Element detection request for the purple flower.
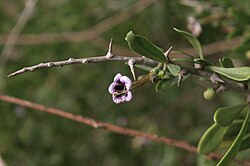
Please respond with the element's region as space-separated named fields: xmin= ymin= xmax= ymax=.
xmin=108 ymin=73 xmax=132 ymax=104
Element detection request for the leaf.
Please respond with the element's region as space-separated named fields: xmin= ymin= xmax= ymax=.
xmin=155 ymin=77 xmax=176 ymax=92
xmin=174 ymin=28 xmax=204 ymax=59
xmin=134 ymin=64 xmax=152 ymax=72
xmin=225 ymin=120 xmax=250 ymax=138
xmin=214 ymin=104 xmax=246 ymax=127
xmin=125 ymin=31 xmax=166 ymax=62
xmin=216 ymin=106 xmax=250 ymax=166
xmin=197 ymin=155 xmax=218 ymax=166
xmin=194 ymin=58 xmax=211 ymax=66
xmin=167 ymin=64 xmax=181 ymax=76
xmin=239 ymin=134 xmax=250 ymax=151
xmin=198 ymin=123 xmax=228 ymax=154
xmin=219 ymin=57 xmax=234 ymax=68
xmin=206 ymin=66 xmax=250 ymax=81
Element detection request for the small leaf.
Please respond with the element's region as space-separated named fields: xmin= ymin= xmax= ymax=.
xmin=194 ymin=58 xmax=211 ymax=66
xmin=134 ymin=64 xmax=152 ymax=72
xmin=125 ymin=31 xmax=166 ymax=62
xmin=174 ymin=28 xmax=204 ymax=59
xmin=198 ymin=123 xmax=228 ymax=154
xmin=225 ymin=120 xmax=250 ymax=138
xmin=216 ymin=106 xmax=250 ymax=166
xmin=206 ymin=66 xmax=250 ymax=81
xmin=214 ymin=104 xmax=246 ymax=127
xmin=167 ymin=64 xmax=181 ymax=76
xmin=239 ymin=134 xmax=250 ymax=151
xmin=219 ymin=57 xmax=234 ymax=68
xmin=155 ymin=77 xmax=176 ymax=92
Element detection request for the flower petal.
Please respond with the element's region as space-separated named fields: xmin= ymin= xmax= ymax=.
xmin=112 ymin=94 xmax=125 ymax=104
xmin=113 ymin=73 xmax=122 ymax=83
xmin=125 ymin=91 xmax=132 ymax=102
xmin=108 ymin=83 xmax=116 ymax=94
xmin=120 ymin=76 xmax=132 ymax=90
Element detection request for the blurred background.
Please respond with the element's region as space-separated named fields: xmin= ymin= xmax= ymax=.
xmin=0 ymin=0 xmax=249 ymax=165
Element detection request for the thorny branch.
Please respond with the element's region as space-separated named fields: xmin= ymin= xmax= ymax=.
xmin=7 ymin=55 xmax=156 ymax=77
xmin=0 ymin=94 xmax=249 ymax=166
xmin=7 ymin=47 xmax=249 ymax=95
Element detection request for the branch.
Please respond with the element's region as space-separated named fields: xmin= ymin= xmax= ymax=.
xmin=0 ymin=0 xmax=155 ymax=45
xmin=0 ymin=94 xmax=249 ymax=165
xmin=0 ymin=0 xmax=38 ymax=65
xmin=7 ymin=51 xmax=249 ymax=96
xmin=7 ymin=55 xmax=156 ymax=77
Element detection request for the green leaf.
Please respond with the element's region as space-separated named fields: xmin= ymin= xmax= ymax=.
xmin=239 ymin=134 xmax=250 ymax=151
xmin=167 ymin=64 xmax=181 ymax=76
xmin=125 ymin=31 xmax=166 ymax=62
xmin=206 ymin=66 xmax=250 ymax=81
xmin=214 ymin=104 xmax=246 ymax=127
xmin=219 ymin=57 xmax=234 ymax=68
xmin=217 ymin=106 xmax=250 ymax=166
xmin=134 ymin=64 xmax=152 ymax=72
xmin=155 ymin=77 xmax=176 ymax=92
xmin=225 ymin=120 xmax=250 ymax=138
xmin=194 ymin=58 xmax=211 ymax=66
xmin=174 ymin=28 xmax=204 ymax=59
xmin=198 ymin=123 xmax=228 ymax=154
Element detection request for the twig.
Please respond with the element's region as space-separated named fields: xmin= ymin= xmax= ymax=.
xmin=0 ymin=0 xmax=155 ymax=45
xmin=7 ymin=55 xmax=156 ymax=77
xmin=0 ymin=94 xmax=249 ymax=165
xmin=0 ymin=0 xmax=38 ymax=65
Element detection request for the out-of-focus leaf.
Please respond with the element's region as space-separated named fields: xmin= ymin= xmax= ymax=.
xmin=219 ymin=57 xmax=234 ymax=68
xmin=217 ymin=106 xmax=250 ymax=166
xmin=167 ymin=64 xmax=181 ymax=76
xmin=125 ymin=31 xmax=166 ymax=62
xmin=198 ymin=123 xmax=228 ymax=154
xmin=197 ymin=155 xmax=218 ymax=166
xmin=225 ymin=120 xmax=250 ymax=138
xmin=239 ymin=134 xmax=250 ymax=151
xmin=214 ymin=104 xmax=246 ymax=127
xmin=174 ymin=28 xmax=204 ymax=59
xmin=206 ymin=66 xmax=250 ymax=81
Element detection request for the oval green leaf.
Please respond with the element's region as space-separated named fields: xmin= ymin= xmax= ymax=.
xmin=214 ymin=104 xmax=246 ymax=127
xmin=198 ymin=123 xmax=228 ymax=154
xmin=206 ymin=66 xmax=250 ymax=81
xmin=219 ymin=57 xmax=234 ymax=68
xmin=216 ymin=106 xmax=250 ymax=166
xmin=167 ymin=64 xmax=181 ymax=76
xmin=125 ymin=31 xmax=166 ymax=62
xmin=174 ymin=28 xmax=204 ymax=59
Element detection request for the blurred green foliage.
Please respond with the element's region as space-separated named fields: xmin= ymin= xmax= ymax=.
xmin=0 ymin=0 xmax=249 ymax=165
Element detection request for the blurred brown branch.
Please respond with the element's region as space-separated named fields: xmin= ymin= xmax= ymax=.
xmin=0 ymin=0 xmax=155 ymax=45
xmin=0 ymin=94 xmax=249 ymax=165
xmin=0 ymin=0 xmax=38 ymax=65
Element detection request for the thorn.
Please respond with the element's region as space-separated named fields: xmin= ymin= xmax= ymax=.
xmin=210 ymin=73 xmax=225 ymax=84
xmin=164 ymin=46 xmax=173 ymax=59
xmin=177 ymin=69 xmax=187 ymax=86
xmin=128 ymin=59 xmax=136 ymax=81
xmin=106 ymin=38 xmax=114 ymax=58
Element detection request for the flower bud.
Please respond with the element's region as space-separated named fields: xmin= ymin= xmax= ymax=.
xmin=203 ymin=88 xmax=215 ymax=100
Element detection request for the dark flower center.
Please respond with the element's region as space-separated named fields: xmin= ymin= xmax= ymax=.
xmin=115 ymin=84 xmax=126 ymax=92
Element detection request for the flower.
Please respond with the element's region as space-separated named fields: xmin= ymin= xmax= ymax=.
xmin=108 ymin=73 xmax=132 ymax=104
